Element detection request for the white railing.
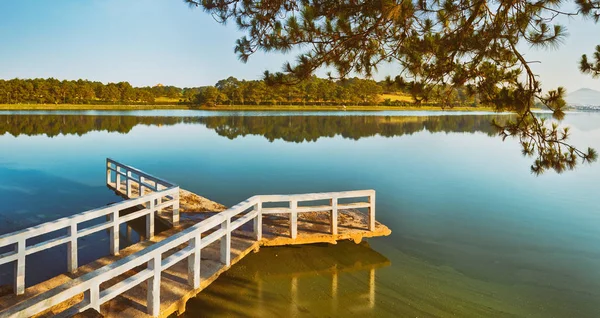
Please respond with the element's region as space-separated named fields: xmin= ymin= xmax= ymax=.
xmin=106 ymin=158 xmax=180 ymax=226
xmin=0 ymin=159 xmax=180 ymax=296
xmin=259 ymin=190 xmax=376 ymax=237
xmin=0 ymin=189 xmax=375 ymax=318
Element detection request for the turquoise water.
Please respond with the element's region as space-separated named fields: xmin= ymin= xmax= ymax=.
xmin=0 ymin=111 xmax=599 ymax=316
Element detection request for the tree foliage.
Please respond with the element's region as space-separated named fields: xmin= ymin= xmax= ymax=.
xmin=0 ymin=78 xmax=200 ymax=105
xmin=186 ymin=0 xmax=600 ymax=174
xmin=196 ymin=76 xmax=384 ymax=106
xmin=195 ymin=86 xmax=227 ymax=106
xmin=581 ymin=45 xmax=600 ymax=78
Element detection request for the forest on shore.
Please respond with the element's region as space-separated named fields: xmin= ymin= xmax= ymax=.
xmin=0 ymin=76 xmax=481 ymax=108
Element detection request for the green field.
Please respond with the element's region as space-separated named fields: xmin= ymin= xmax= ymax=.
xmin=380 ymin=93 xmax=414 ymax=102
xmin=154 ymin=97 xmax=182 ymax=103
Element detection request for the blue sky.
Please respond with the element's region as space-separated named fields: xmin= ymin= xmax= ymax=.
xmin=0 ymin=0 xmax=599 ymax=93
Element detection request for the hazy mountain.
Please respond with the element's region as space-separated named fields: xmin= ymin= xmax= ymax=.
xmin=565 ymin=88 xmax=600 ymax=108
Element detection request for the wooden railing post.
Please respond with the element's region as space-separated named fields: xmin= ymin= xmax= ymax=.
xmin=146 ymin=199 xmax=155 ymax=239
xmin=106 ymin=162 xmax=111 ymax=185
xmin=67 ymin=223 xmax=78 ymax=273
xmin=85 ymin=282 xmax=100 ymax=312
xmin=330 ymin=197 xmax=338 ymax=235
xmin=220 ymin=218 xmax=231 ymax=266
xmin=253 ymin=202 xmax=262 ymax=240
xmin=109 ymin=209 xmax=119 ymax=255
xmin=156 ymin=191 xmax=162 ymax=216
xmin=126 ymin=171 xmax=132 ymax=198
xmin=368 ymin=192 xmax=376 ymax=231
xmin=290 ymin=200 xmax=298 ymax=239
xmin=14 ymin=239 xmax=25 ymax=295
xmin=172 ymin=190 xmax=180 ymax=226
xmin=147 ymin=255 xmax=161 ymax=317
xmin=187 ymin=235 xmax=201 ymax=289
xmin=140 ymin=176 xmax=145 ymax=197
xmin=115 ymin=168 xmax=121 ymax=191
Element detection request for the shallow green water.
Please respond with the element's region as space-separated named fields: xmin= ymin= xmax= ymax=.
xmin=1 ymin=110 xmax=599 ymax=317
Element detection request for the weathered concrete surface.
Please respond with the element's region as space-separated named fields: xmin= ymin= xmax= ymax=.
xmin=0 ymin=188 xmax=391 ymax=318
xmin=109 ymin=183 xmax=226 ymax=227
xmin=176 ymin=189 xmax=391 ymax=247
xmin=179 ymin=189 xmax=227 ymax=214
xmin=108 ymin=182 xmax=227 ymax=214
xmin=261 ymin=210 xmax=391 ymax=246
xmin=72 ymin=309 xmax=103 ymax=318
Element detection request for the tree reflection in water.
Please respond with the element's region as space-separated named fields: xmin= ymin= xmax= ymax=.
xmin=0 ymin=114 xmax=515 ymax=140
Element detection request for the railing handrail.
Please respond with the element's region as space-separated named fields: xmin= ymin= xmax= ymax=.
xmin=0 ymin=189 xmax=375 ymax=318
xmin=107 ymin=158 xmax=176 ymax=188
xmin=0 ymin=159 xmax=181 ymax=296
xmin=259 ymin=189 xmax=375 ymax=202
xmin=0 ymin=171 xmax=372 ymax=247
xmin=0 ymin=188 xmax=176 ymax=247
xmin=1 ymin=196 xmax=261 ymax=317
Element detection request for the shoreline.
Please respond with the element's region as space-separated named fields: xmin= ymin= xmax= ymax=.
xmin=0 ymin=103 xmax=499 ymax=112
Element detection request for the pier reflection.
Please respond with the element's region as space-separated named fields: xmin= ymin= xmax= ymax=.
xmin=182 ymin=241 xmax=390 ymax=317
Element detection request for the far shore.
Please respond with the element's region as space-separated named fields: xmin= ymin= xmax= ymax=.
xmin=0 ymin=103 xmax=500 ymax=112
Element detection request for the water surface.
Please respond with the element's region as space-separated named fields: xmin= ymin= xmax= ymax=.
xmin=0 ymin=110 xmax=599 ymax=317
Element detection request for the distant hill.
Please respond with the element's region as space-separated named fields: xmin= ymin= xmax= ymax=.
xmin=565 ymin=88 xmax=600 ymax=108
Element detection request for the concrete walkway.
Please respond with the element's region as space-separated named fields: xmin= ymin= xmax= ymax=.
xmin=0 ymin=187 xmax=391 ymax=318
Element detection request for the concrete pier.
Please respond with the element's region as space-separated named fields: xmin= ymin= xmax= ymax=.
xmin=0 ymin=159 xmax=391 ymax=318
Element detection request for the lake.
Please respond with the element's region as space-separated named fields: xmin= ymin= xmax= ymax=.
xmin=1 ymin=110 xmax=599 ymax=317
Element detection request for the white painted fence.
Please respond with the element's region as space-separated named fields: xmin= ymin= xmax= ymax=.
xmin=260 ymin=191 xmax=376 ymax=237
xmin=0 ymin=159 xmax=179 ymax=296
xmin=0 ymin=161 xmax=375 ymax=318
xmin=106 ymin=158 xmax=180 ymax=226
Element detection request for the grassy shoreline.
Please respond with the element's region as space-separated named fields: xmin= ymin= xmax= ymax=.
xmin=0 ymin=103 xmax=499 ymax=112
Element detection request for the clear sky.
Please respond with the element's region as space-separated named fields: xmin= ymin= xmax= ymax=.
xmin=1 ymin=0 xmax=599 ymax=93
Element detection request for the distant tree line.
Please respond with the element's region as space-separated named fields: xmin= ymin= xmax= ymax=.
xmin=194 ymin=76 xmax=385 ymax=106
xmin=0 ymin=76 xmax=482 ymax=107
xmin=195 ymin=76 xmax=480 ymax=107
xmin=0 ymin=78 xmax=198 ymax=105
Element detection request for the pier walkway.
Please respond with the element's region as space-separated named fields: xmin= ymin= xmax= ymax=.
xmin=0 ymin=159 xmax=391 ymax=317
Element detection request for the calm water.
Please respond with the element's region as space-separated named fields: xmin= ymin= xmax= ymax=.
xmin=1 ymin=110 xmax=599 ymax=317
